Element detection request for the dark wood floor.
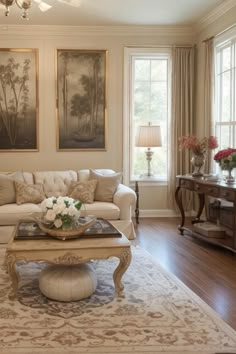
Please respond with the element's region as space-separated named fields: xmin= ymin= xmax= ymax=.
xmin=132 ymin=217 xmax=236 ymax=330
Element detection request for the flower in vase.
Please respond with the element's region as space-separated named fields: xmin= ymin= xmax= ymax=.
xmin=178 ymin=135 xmax=218 ymax=155
xmin=41 ymin=196 xmax=83 ymax=229
xmin=214 ymin=148 xmax=236 ymax=171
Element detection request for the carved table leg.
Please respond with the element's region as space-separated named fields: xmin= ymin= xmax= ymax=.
xmin=5 ymin=252 xmax=19 ymax=300
xmin=113 ymin=248 xmax=132 ymax=295
xmin=192 ymin=193 xmax=205 ymax=223
xmin=135 ymin=181 xmax=139 ymax=225
xmin=175 ymin=186 xmax=185 ymax=234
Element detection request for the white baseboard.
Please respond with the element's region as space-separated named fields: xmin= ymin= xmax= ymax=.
xmin=133 ymin=209 xmax=195 ymax=218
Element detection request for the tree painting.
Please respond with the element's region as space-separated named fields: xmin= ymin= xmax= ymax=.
xmin=57 ymin=50 xmax=107 ymax=150
xmin=0 ymin=49 xmax=38 ymax=151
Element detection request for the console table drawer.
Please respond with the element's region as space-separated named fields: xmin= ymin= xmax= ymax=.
xmin=194 ymin=184 xmax=219 ymax=197
xmin=180 ymin=179 xmax=193 ymax=190
xmin=219 ymin=189 xmax=236 ymax=202
xmin=204 ymin=186 xmax=219 ymax=197
xmin=194 ymin=183 xmax=204 ymax=193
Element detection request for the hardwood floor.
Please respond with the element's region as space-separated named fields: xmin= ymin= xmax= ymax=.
xmin=132 ymin=217 xmax=236 ymax=330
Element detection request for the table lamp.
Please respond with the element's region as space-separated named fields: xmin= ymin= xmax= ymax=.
xmin=135 ymin=123 xmax=162 ymax=177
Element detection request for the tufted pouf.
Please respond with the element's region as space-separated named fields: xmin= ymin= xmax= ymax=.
xmin=39 ymin=263 xmax=97 ymax=302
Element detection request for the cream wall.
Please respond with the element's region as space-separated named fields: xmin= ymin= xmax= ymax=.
xmin=0 ymin=25 xmax=195 ymax=212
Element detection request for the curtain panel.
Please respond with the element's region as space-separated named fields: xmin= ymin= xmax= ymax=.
xmin=168 ymin=47 xmax=195 ymax=211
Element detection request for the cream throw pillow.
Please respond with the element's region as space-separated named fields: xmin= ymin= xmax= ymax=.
xmin=0 ymin=172 xmax=24 ymax=205
xmin=15 ymin=181 xmax=46 ymax=205
xmin=69 ymin=180 xmax=97 ymax=204
xmin=89 ymin=169 xmax=121 ymax=202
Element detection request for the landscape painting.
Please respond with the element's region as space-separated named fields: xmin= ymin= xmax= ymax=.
xmin=0 ymin=48 xmax=38 ymax=151
xmin=56 ymin=49 xmax=107 ymax=150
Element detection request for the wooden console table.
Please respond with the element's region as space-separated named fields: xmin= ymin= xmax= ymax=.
xmin=175 ymin=175 xmax=236 ymax=252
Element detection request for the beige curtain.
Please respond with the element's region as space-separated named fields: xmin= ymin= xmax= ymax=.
xmin=204 ymin=38 xmax=214 ymax=173
xmin=168 ymin=47 xmax=195 ymax=210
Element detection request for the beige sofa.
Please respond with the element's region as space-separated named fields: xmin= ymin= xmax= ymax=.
xmin=0 ymin=169 xmax=136 ymax=243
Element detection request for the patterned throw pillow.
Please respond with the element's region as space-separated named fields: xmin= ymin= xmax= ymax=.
xmin=0 ymin=172 xmax=24 ymax=205
xmin=88 ymin=169 xmax=122 ymax=202
xmin=15 ymin=181 xmax=46 ymax=205
xmin=69 ymin=180 xmax=97 ymax=204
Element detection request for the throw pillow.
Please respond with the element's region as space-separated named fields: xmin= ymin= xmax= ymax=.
xmin=15 ymin=181 xmax=46 ymax=205
xmin=89 ymin=169 xmax=122 ymax=202
xmin=68 ymin=180 xmax=97 ymax=204
xmin=0 ymin=172 xmax=24 ymax=206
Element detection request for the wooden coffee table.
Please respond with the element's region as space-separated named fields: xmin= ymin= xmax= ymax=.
xmin=5 ymin=226 xmax=132 ymax=300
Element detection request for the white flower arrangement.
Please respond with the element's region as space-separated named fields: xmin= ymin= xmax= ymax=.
xmin=41 ymin=196 xmax=83 ymax=229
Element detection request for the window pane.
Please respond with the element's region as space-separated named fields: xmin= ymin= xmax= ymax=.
xmin=151 ymin=60 xmax=167 ymax=81
xmin=134 ymin=59 xmax=150 ymax=81
xmin=150 ymin=82 xmax=167 ymax=120
xmin=217 ymin=125 xmax=231 ymax=149
xmin=222 ymin=46 xmax=231 ymax=71
xmin=134 ymin=82 xmax=150 ymax=118
xmin=221 ymin=71 xmax=231 ymax=122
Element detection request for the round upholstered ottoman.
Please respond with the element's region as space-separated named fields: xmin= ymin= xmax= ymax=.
xmin=39 ymin=263 xmax=97 ymax=302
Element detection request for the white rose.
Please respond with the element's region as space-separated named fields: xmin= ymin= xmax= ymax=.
xmin=67 ymin=205 xmax=77 ymax=216
xmin=62 ymin=208 xmax=69 ymax=215
xmin=54 ymin=219 xmax=62 ymax=228
xmin=57 ymin=196 xmax=65 ymax=205
xmin=45 ymin=209 xmax=56 ymax=221
xmin=53 ymin=203 xmax=66 ymax=214
xmin=46 ymin=198 xmax=55 ymax=208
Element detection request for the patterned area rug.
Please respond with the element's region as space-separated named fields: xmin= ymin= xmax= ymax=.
xmin=0 ymin=246 xmax=236 ymax=354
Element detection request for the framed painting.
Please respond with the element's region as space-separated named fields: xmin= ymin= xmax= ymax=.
xmin=56 ymin=49 xmax=108 ymax=151
xmin=0 ymin=48 xmax=39 ymax=151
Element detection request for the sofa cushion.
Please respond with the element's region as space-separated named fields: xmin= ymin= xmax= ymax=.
xmin=89 ymin=169 xmax=122 ymax=202
xmin=0 ymin=203 xmax=42 ymax=225
xmin=80 ymin=201 xmax=120 ymax=220
xmin=15 ymin=181 xmax=46 ymax=205
xmin=68 ymin=180 xmax=97 ymax=204
xmin=22 ymin=172 xmax=34 ymax=184
xmin=0 ymin=172 xmax=24 ymax=206
xmin=33 ymin=171 xmax=78 ymax=198
xmin=78 ymin=169 xmax=116 ymax=182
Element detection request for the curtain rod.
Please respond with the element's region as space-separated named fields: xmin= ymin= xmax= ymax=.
xmin=203 ymin=22 xmax=236 ymax=43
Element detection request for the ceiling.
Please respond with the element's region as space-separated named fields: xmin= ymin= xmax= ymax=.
xmin=0 ymin=0 xmax=227 ymax=26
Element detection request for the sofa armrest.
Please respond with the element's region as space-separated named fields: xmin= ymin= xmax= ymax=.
xmin=113 ymin=184 xmax=136 ymax=221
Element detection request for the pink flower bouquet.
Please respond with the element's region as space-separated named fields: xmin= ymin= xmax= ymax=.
xmin=178 ymin=135 xmax=218 ymax=155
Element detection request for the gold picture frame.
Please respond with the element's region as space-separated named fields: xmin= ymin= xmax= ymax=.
xmin=0 ymin=48 xmax=39 ymax=151
xmin=56 ymin=49 xmax=108 ymax=151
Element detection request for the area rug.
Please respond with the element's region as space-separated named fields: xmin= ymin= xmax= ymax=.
xmin=0 ymin=246 xmax=236 ymax=354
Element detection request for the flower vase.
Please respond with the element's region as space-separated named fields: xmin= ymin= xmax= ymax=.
xmin=191 ymin=153 xmax=205 ymax=177
xmin=62 ymin=223 xmax=73 ymax=231
xmin=223 ymin=168 xmax=235 ymax=184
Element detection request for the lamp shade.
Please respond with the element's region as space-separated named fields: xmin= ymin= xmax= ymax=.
xmin=135 ymin=125 xmax=162 ymax=147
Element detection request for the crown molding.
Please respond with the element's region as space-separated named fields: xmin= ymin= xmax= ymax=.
xmin=0 ymin=24 xmax=195 ymax=38
xmin=194 ymin=0 xmax=236 ymax=33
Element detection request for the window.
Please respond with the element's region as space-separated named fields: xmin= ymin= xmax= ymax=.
xmin=123 ymin=47 xmax=171 ymax=184
xmin=214 ymin=30 xmax=236 ymax=157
